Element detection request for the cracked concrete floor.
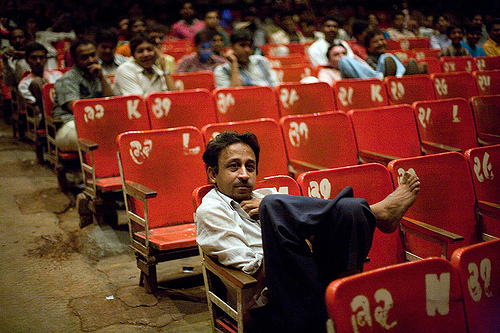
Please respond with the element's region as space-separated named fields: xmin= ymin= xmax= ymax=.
xmin=0 ymin=119 xmax=211 ymax=333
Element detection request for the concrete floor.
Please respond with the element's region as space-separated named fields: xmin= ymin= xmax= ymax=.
xmin=0 ymin=119 xmax=212 ymax=333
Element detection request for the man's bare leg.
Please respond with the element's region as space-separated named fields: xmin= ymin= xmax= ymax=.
xmin=370 ymin=172 xmax=420 ymax=234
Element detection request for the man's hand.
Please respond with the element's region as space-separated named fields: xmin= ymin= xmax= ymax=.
xmin=223 ymin=49 xmax=238 ymax=65
xmin=240 ymin=198 xmax=262 ymax=219
xmin=87 ymin=63 xmax=103 ymax=79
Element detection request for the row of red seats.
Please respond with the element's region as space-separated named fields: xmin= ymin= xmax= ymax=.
xmin=116 ymin=116 xmax=499 ymax=301
xmin=326 ymin=239 xmax=500 ymax=333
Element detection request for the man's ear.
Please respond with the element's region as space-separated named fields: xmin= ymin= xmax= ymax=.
xmin=207 ymin=166 xmax=217 ymax=184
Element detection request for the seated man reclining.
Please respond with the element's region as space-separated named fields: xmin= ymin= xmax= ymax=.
xmin=195 ymin=131 xmax=420 ymax=333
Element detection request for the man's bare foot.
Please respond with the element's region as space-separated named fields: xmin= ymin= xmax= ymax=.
xmin=370 ymin=172 xmax=420 ymax=233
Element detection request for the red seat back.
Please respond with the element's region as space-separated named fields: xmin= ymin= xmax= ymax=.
xmin=333 ymin=78 xmax=389 ymax=111
xmin=274 ymin=64 xmax=314 ymax=83
xmin=349 ymin=105 xmax=422 ymax=160
xmin=171 ymin=71 xmax=215 ymax=91
xmin=161 ymin=39 xmax=194 ymax=54
xmin=73 ymin=95 xmax=150 ymax=178
xmin=261 ymin=43 xmax=310 ymax=56
xmin=275 ymin=82 xmax=335 ymax=116
xmin=280 ymin=111 xmax=358 ymax=174
xmin=297 ymin=163 xmax=405 ymax=270
xmin=473 ymin=69 xmax=500 ymax=95
xmin=413 ymin=98 xmax=478 ymax=152
xmin=430 ymin=72 xmax=479 ymax=100
xmin=413 ymin=48 xmax=441 ymax=59
xmin=267 ymin=54 xmax=309 ymax=67
xmin=440 ymin=56 xmax=478 ymax=73
xmin=414 ymin=57 xmax=442 ymax=74
xmin=201 ymin=118 xmax=289 ymax=181
xmin=146 ymin=89 xmax=217 ymax=129
xmin=475 ymin=55 xmax=500 ymax=71
xmin=464 ymin=144 xmax=500 ymax=237
xmin=388 ymin=152 xmax=480 ymax=259
xmin=42 ymin=83 xmax=56 ymax=118
xmin=451 ymin=239 xmax=500 ymax=333
xmin=118 ymin=127 xmax=206 ymax=228
xmin=326 ymin=258 xmax=467 ymax=333
xmin=384 ymin=74 xmax=436 ymax=105
xmin=213 ymin=86 xmax=280 ymax=122
xmin=470 ymin=94 xmax=500 ymax=144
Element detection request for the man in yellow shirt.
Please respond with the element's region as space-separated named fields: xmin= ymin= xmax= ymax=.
xmin=483 ymin=18 xmax=500 ymax=56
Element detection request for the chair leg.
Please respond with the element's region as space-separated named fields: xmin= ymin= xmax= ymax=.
xmin=137 ymin=256 xmax=158 ymax=293
xmin=93 ymin=195 xmax=118 ymax=228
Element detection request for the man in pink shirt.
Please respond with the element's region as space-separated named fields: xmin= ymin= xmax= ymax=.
xmin=171 ymin=2 xmax=205 ymax=39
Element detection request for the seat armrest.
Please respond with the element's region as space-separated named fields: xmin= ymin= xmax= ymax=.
xmin=78 ymin=138 xmax=98 ymax=152
xmin=478 ymin=201 xmax=500 ymax=220
xmin=401 ymin=216 xmax=464 ymax=244
xmin=421 ymin=141 xmax=461 ymax=154
xmin=358 ymin=150 xmax=399 ymax=165
xmin=288 ymin=159 xmax=327 ymax=171
xmin=204 ymin=254 xmax=258 ymax=289
xmin=124 ymin=180 xmax=157 ymax=200
xmin=477 ymin=134 xmax=500 ymax=146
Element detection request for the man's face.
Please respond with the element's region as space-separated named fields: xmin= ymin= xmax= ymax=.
xmin=367 ymin=33 xmax=387 ymax=55
xmin=27 ymin=50 xmax=47 ymax=76
xmin=467 ymin=30 xmax=482 ymax=45
xmin=436 ymin=16 xmax=449 ymax=34
xmin=322 ymin=20 xmax=339 ymax=40
xmin=328 ymin=45 xmax=347 ymax=69
xmin=149 ymin=32 xmax=165 ymax=48
xmin=209 ymin=143 xmax=257 ymax=202
xmin=131 ymin=20 xmax=146 ymax=34
xmin=212 ymin=35 xmax=225 ymax=54
xmin=393 ymin=14 xmax=405 ymax=30
xmin=11 ymin=29 xmax=26 ymax=50
xmin=205 ymin=11 xmax=219 ymax=29
xmin=232 ymin=40 xmax=252 ymax=65
xmin=448 ymin=27 xmax=464 ymax=45
xmin=74 ymin=43 xmax=99 ymax=73
xmin=133 ymin=41 xmax=157 ymax=70
xmin=97 ymin=41 xmax=116 ymax=64
xmin=282 ymin=16 xmax=296 ymax=33
xmin=472 ymin=15 xmax=483 ymax=25
xmin=181 ymin=2 xmax=195 ymax=19
xmin=490 ymin=24 xmax=500 ymax=43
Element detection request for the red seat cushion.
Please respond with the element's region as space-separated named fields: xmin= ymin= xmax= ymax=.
xmin=94 ymin=176 xmax=123 ymax=192
xmin=135 ymin=223 xmax=197 ymax=251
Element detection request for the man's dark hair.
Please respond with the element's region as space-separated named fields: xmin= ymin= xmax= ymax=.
xmin=230 ymin=29 xmax=253 ymax=45
xmin=326 ymin=42 xmax=346 ymax=59
xmin=129 ymin=32 xmax=151 ymax=55
xmin=466 ymin=23 xmax=483 ymax=34
xmin=9 ymin=27 xmax=25 ymax=41
xmin=70 ymin=38 xmax=96 ymax=61
xmin=446 ymin=25 xmax=462 ymax=36
xmin=486 ymin=18 xmax=500 ymax=33
xmin=364 ymin=28 xmax=385 ymax=48
xmin=95 ymin=29 xmax=118 ymax=46
xmin=25 ymin=42 xmax=47 ymax=58
xmin=202 ymin=131 xmax=260 ymax=173
xmin=352 ymin=19 xmax=369 ymax=39
xmin=194 ymin=29 xmax=213 ymax=46
xmin=321 ymin=16 xmax=341 ymax=27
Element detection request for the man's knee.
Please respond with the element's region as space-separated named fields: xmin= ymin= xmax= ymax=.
xmin=55 ymin=120 xmax=78 ymax=152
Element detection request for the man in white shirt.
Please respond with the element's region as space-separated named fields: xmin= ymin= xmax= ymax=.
xmin=114 ymin=32 xmax=175 ymax=96
xmin=307 ymin=16 xmax=353 ymax=67
xmin=214 ymin=29 xmax=278 ymax=88
xmin=18 ymin=42 xmax=63 ymax=122
xmin=196 ymin=131 xmax=420 ymax=332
